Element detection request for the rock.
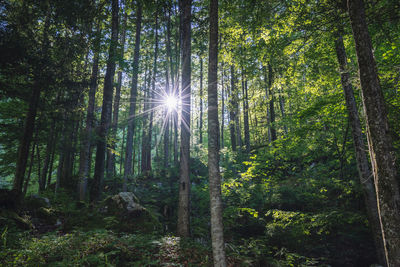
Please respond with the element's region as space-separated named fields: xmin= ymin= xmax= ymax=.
xmin=0 ymin=210 xmax=33 ymax=230
xmin=25 ymin=194 xmax=51 ymax=210
xmin=37 ymin=207 xmax=57 ymax=224
xmin=102 ymin=192 xmax=144 ymax=216
xmin=100 ymin=192 xmax=161 ymax=232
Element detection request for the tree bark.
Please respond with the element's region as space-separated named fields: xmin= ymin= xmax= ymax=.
xmin=335 ymin=33 xmax=386 ymax=265
xmin=229 ymin=65 xmax=237 ymax=151
xmin=177 ymin=0 xmax=191 ymax=238
xmin=13 ymin=4 xmax=51 ymax=199
xmin=243 ymin=77 xmax=250 ymax=153
xmin=199 ymin=57 xmax=204 ymax=144
xmin=108 ymin=9 xmax=128 ymax=177
xmin=348 ymin=0 xmax=400 ymax=265
xmin=221 ymin=66 xmax=225 ymax=148
xmin=124 ymin=1 xmax=142 ymax=190
xmin=268 ymin=63 xmax=276 ymax=142
xmin=78 ymin=23 xmax=101 ymax=201
xmin=208 ymin=0 xmax=227 ymax=265
xmin=91 ymin=0 xmax=119 ymax=202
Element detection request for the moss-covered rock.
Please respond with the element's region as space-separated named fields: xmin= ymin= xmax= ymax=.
xmin=100 ymin=192 xmax=161 ymax=232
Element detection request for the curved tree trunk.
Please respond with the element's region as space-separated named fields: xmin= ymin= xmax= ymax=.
xmin=335 ymin=33 xmax=386 ymax=266
xmin=348 ymin=0 xmax=400 ymax=265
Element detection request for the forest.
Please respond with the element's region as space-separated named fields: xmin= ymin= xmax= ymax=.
xmin=1 ymin=0 xmax=400 ymax=266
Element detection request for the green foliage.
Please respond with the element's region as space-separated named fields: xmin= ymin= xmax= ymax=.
xmin=0 ymin=230 xmax=161 ymax=267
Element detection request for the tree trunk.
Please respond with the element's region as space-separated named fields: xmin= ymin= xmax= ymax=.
xmin=243 ymin=77 xmax=250 ymax=153
xmin=124 ymin=1 xmax=142 ymax=191
xmin=335 ymin=33 xmax=386 ymax=266
xmin=208 ymin=0 xmax=227 ymax=265
xmin=39 ymin=119 xmax=55 ymax=193
xmin=199 ymin=57 xmax=204 ymax=144
xmin=108 ymin=10 xmax=128 ymax=177
xmin=221 ymin=66 xmax=225 ymax=148
xmin=268 ymin=63 xmax=276 ymax=142
xmin=91 ymin=0 xmax=119 ymax=202
xmin=348 ymin=0 xmax=400 ymax=265
xmin=13 ymin=5 xmax=51 ymax=199
xmin=177 ymin=0 xmax=191 ymax=238
xmin=229 ymin=65 xmax=237 ymax=151
xmin=79 ymin=24 xmax=101 ymax=201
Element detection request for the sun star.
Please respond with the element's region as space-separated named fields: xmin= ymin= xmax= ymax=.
xmin=164 ymin=95 xmax=178 ymax=111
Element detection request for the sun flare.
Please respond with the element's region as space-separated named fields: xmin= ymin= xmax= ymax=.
xmin=164 ymin=95 xmax=178 ymax=111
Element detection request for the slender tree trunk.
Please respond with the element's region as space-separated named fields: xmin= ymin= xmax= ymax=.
xmin=199 ymin=57 xmax=204 ymax=144
xmin=91 ymin=0 xmax=119 ymax=201
xmin=78 ymin=24 xmax=101 ymax=201
xmin=39 ymin=120 xmax=55 ymax=193
xmin=242 ymin=77 xmax=250 ymax=153
xmin=23 ymin=137 xmax=36 ymax=196
xmin=221 ymin=66 xmax=225 ymax=148
xmin=177 ymin=0 xmax=191 ymax=238
xmin=208 ymin=0 xmax=227 ymax=265
xmin=268 ymin=63 xmax=276 ymax=142
xmin=47 ymin=130 xmax=57 ymax=188
xmin=13 ymin=5 xmax=51 ymax=199
xmin=141 ymin=68 xmax=151 ymax=173
xmin=335 ymin=33 xmax=386 ymax=265
xmin=348 ymin=0 xmax=400 ymax=265
xmin=124 ymin=1 xmax=142 ymax=190
xmin=108 ymin=10 xmax=128 ymax=177
xmin=146 ymin=8 xmax=159 ymax=172
xmin=278 ymin=89 xmax=288 ymax=135
xmin=229 ymin=65 xmax=237 ymax=151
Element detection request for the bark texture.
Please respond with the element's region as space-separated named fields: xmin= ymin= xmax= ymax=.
xmin=78 ymin=24 xmax=101 ymax=201
xmin=124 ymin=1 xmax=142 ymax=190
xmin=208 ymin=0 xmax=227 ymax=265
xmin=177 ymin=0 xmax=191 ymax=238
xmin=91 ymin=0 xmax=119 ymax=202
xmin=335 ymin=33 xmax=386 ymax=266
xmin=348 ymin=0 xmax=400 ymax=265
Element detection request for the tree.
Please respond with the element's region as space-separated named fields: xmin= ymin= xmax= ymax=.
xmin=348 ymin=0 xmax=400 ymax=265
xmin=177 ymin=0 xmax=192 ymax=238
xmin=208 ymin=0 xmax=227 ymax=265
xmin=91 ymin=0 xmax=119 ymax=201
xmin=124 ymin=0 xmax=143 ymax=191
xmin=334 ymin=32 xmax=386 ymax=265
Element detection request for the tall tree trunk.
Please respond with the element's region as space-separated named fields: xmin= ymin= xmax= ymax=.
xmin=47 ymin=130 xmax=57 ymax=188
xmin=348 ymin=0 xmax=400 ymax=265
xmin=221 ymin=66 xmax=225 ymax=148
xmin=335 ymin=33 xmax=386 ymax=266
xmin=23 ymin=136 xmax=36 ymax=196
xmin=78 ymin=24 xmax=101 ymax=201
xmin=124 ymin=1 xmax=142 ymax=190
xmin=177 ymin=0 xmax=191 ymax=238
xmin=91 ymin=0 xmax=119 ymax=202
xmin=108 ymin=9 xmax=128 ymax=177
xmin=39 ymin=119 xmax=55 ymax=193
xmin=208 ymin=0 xmax=227 ymax=265
xmin=146 ymin=8 xmax=159 ymax=172
xmin=278 ymin=89 xmax=288 ymax=135
xmin=229 ymin=65 xmax=237 ymax=151
xmin=268 ymin=63 xmax=276 ymax=142
xmin=13 ymin=4 xmax=51 ymax=199
xmin=199 ymin=57 xmax=204 ymax=144
xmin=242 ymin=77 xmax=250 ymax=153
xmin=141 ymin=67 xmax=151 ymax=173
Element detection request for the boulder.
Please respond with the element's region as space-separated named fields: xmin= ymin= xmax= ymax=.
xmin=102 ymin=192 xmax=144 ymax=216
xmin=100 ymin=192 xmax=161 ymax=232
xmin=25 ymin=194 xmax=51 ymax=210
